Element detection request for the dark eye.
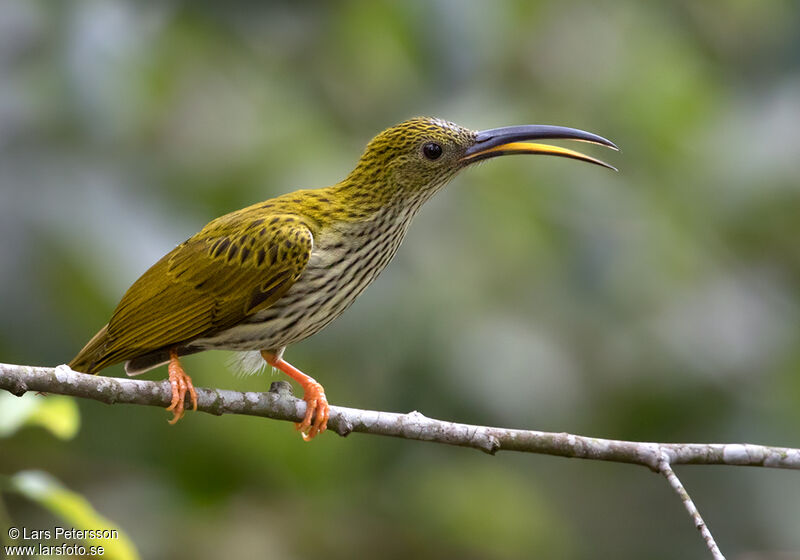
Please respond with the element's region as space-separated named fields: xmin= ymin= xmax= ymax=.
xmin=422 ymin=142 xmax=443 ymax=160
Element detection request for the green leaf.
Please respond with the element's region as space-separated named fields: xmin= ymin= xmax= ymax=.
xmin=0 ymin=393 xmax=80 ymax=440
xmin=10 ymin=471 xmax=140 ymax=560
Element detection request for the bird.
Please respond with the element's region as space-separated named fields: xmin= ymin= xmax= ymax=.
xmin=69 ymin=117 xmax=617 ymax=440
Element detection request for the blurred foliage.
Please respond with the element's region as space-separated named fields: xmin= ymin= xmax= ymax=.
xmin=0 ymin=393 xmax=79 ymax=440
xmin=1 ymin=0 xmax=800 ymax=558
xmin=0 ymin=396 xmax=137 ymax=558
xmin=3 ymin=471 xmax=139 ymax=560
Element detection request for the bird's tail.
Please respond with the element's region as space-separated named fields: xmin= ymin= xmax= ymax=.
xmin=70 ymin=326 xmax=201 ymax=376
xmin=68 ymin=325 xmax=110 ymax=374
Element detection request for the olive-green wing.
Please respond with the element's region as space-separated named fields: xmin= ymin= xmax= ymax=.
xmin=70 ymin=212 xmax=313 ymax=373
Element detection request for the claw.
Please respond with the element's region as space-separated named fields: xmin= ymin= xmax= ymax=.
xmin=296 ymin=379 xmax=329 ymax=441
xmin=166 ymin=349 xmax=197 ymax=424
xmin=261 ymin=350 xmax=329 ymax=440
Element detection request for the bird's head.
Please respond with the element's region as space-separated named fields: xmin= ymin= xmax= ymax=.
xmin=345 ymin=116 xmax=617 ymax=202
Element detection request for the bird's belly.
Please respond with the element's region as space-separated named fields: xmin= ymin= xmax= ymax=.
xmin=190 ymin=217 xmax=410 ymax=353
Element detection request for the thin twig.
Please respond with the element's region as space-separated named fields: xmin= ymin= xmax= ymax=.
xmin=659 ymin=452 xmax=725 ymax=560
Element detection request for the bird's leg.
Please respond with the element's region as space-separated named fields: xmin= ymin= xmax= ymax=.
xmin=165 ymin=348 xmax=197 ymax=424
xmin=260 ymin=350 xmax=329 ymax=441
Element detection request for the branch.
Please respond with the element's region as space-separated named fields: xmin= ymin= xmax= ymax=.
xmin=2 ymin=362 xmax=797 ymax=468
xmin=3 ymin=361 xmax=799 ymax=560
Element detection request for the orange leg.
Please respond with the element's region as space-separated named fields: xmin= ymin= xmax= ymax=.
xmin=165 ymin=349 xmax=197 ymax=424
xmin=261 ymin=351 xmax=329 ymax=441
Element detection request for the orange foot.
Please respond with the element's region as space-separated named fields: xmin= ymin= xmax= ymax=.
xmin=261 ymin=350 xmax=329 ymax=441
xmin=165 ymin=348 xmax=197 ymax=424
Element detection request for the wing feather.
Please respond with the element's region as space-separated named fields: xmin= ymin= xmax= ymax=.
xmin=69 ymin=209 xmax=313 ymax=373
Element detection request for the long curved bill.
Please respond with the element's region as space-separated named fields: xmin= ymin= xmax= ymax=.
xmin=462 ymin=124 xmax=618 ymax=171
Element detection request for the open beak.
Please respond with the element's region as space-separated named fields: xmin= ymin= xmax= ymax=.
xmin=462 ymin=124 xmax=618 ymax=171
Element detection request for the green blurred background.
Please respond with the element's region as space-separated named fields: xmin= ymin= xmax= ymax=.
xmin=2 ymin=1 xmax=800 ymax=558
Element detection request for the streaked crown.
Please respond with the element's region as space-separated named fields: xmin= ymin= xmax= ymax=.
xmin=345 ymin=117 xmax=477 ymax=199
